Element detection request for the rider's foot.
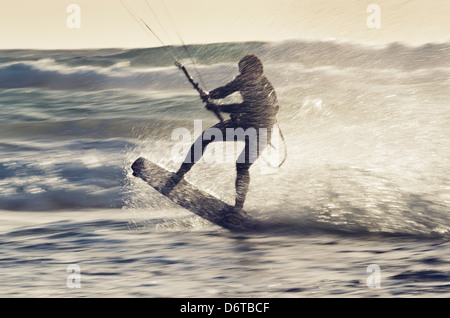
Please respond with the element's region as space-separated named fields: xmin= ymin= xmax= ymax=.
xmin=222 ymin=205 xmax=247 ymax=227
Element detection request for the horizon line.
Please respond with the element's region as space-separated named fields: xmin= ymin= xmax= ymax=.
xmin=1 ymin=37 xmax=449 ymax=51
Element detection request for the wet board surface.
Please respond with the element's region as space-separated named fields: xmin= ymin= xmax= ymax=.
xmin=131 ymin=157 xmax=261 ymax=231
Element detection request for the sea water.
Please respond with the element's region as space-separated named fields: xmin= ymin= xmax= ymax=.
xmin=0 ymin=41 xmax=449 ymax=297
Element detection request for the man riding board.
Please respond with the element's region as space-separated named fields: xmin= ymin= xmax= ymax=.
xmin=163 ymin=54 xmax=279 ymax=223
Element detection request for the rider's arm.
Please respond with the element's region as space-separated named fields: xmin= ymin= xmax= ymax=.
xmin=209 ymin=77 xmax=241 ymax=99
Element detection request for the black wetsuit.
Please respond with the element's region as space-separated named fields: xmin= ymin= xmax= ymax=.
xmin=172 ymin=73 xmax=279 ymax=210
xmin=210 ymin=73 xmax=279 ymax=129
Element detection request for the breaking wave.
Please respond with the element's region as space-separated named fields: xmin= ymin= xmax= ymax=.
xmin=1 ymin=40 xmax=449 ymax=91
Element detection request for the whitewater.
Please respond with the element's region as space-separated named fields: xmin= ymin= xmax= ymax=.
xmin=0 ymin=40 xmax=449 ymax=297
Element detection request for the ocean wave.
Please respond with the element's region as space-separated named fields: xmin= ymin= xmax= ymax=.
xmin=3 ymin=40 xmax=450 ymax=68
xmin=0 ymin=58 xmax=187 ymax=91
xmin=0 ymin=58 xmax=448 ymax=93
xmin=0 ymin=40 xmax=449 ymax=91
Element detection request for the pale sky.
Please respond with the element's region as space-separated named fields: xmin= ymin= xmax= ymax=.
xmin=0 ymin=0 xmax=449 ymax=49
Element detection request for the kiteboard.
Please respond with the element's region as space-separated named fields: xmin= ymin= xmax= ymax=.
xmin=131 ymin=157 xmax=261 ymax=231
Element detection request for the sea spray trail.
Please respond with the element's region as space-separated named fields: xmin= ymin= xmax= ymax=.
xmin=0 ymin=40 xmax=449 ymax=239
